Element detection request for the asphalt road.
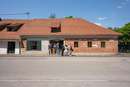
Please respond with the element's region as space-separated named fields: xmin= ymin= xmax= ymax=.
xmin=0 ymin=56 xmax=130 ymax=87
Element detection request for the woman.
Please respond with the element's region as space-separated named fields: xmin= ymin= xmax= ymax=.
xmin=53 ymin=43 xmax=57 ymax=55
xmin=64 ymin=45 xmax=69 ymax=56
xmin=68 ymin=44 xmax=73 ymax=56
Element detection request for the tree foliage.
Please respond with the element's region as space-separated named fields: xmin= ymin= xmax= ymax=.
xmin=114 ymin=23 xmax=130 ymax=43
xmin=65 ymin=16 xmax=74 ymax=18
xmin=112 ymin=23 xmax=130 ymax=52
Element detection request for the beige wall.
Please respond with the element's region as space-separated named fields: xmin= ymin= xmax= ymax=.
xmin=21 ymin=39 xmax=49 ymax=55
xmin=0 ymin=40 xmax=20 ymax=54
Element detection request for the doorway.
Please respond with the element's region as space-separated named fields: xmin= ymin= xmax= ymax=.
xmin=49 ymin=40 xmax=64 ymax=46
xmin=7 ymin=41 xmax=15 ymax=54
xmin=49 ymin=40 xmax=64 ymax=56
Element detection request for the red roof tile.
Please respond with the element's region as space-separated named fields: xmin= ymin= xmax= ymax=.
xmin=19 ymin=18 xmax=121 ymax=36
xmin=0 ymin=18 xmax=121 ymax=39
xmin=0 ymin=32 xmax=20 ymax=40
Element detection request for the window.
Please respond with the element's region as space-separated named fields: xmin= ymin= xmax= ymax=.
xmin=7 ymin=26 xmax=20 ymax=32
xmin=7 ymin=23 xmax=23 ymax=32
xmin=51 ymin=27 xmax=61 ymax=33
xmin=74 ymin=41 xmax=79 ymax=48
xmin=88 ymin=41 xmax=92 ymax=48
xmin=101 ymin=41 xmax=106 ymax=48
xmin=0 ymin=23 xmax=8 ymax=31
xmin=7 ymin=42 xmax=15 ymax=53
xmin=7 ymin=26 xmax=14 ymax=31
xmin=27 ymin=41 xmax=41 ymax=50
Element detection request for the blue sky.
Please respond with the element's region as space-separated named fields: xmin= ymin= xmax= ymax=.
xmin=0 ymin=0 xmax=130 ymax=27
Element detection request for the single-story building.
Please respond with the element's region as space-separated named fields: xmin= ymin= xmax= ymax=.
xmin=0 ymin=18 xmax=121 ymax=56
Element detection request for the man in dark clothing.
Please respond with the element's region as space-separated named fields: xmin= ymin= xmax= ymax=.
xmin=55 ymin=43 xmax=60 ymax=56
xmin=59 ymin=44 xmax=65 ymax=56
xmin=48 ymin=43 xmax=53 ymax=56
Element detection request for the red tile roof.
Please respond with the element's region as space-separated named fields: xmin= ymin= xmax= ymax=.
xmin=0 ymin=32 xmax=20 ymax=40
xmin=0 ymin=18 xmax=121 ymax=39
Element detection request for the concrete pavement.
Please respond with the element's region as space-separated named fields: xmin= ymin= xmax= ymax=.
xmin=0 ymin=56 xmax=130 ymax=87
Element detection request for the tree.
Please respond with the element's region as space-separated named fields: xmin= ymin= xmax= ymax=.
xmin=114 ymin=23 xmax=130 ymax=43
xmin=114 ymin=23 xmax=130 ymax=52
xmin=65 ymin=16 xmax=74 ymax=18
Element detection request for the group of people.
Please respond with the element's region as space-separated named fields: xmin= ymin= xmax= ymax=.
xmin=48 ymin=42 xmax=73 ymax=56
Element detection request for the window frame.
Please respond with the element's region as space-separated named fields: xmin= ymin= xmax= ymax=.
xmin=87 ymin=41 xmax=92 ymax=48
xmin=74 ymin=41 xmax=79 ymax=48
xmin=101 ymin=41 xmax=106 ymax=48
xmin=51 ymin=27 xmax=61 ymax=33
xmin=27 ymin=40 xmax=41 ymax=51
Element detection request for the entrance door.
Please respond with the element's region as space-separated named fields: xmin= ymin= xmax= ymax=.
xmin=49 ymin=40 xmax=64 ymax=45
xmin=7 ymin=42 xmax=15 ymax=54
xmin=49 ymin=40 xmax=64 ymax=55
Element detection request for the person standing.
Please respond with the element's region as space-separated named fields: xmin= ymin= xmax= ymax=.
xmin=64 ymin=45 xmax=69 ymax=56
xmin=48 ymin=43 xmax=53 ymax=56
xmin=56 ymin=43 xmax=60 ymax=56
xmin=58 ymin=43 xmax=63 ymax=56
xmin=68 ymin=44 xmax=73 ymax=56
xmin=53 ymin=43 xmax=57 ymax=55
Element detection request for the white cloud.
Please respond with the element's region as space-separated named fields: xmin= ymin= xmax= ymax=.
xmin=97 ymin=17 xmax=108 ymax=21
xmin=117 ymin=0 xmax=129 ymax=9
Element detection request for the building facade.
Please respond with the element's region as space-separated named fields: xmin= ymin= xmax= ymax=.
xmin=0 ymin=18 xmax=121 ymax=55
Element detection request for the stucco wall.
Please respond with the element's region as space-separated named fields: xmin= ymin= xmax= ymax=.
xmin=0 ymin=40 xmax=7 ymax=54
xmin=41 ymin=40 xmax=49 ymax=54
xmin=15 ymin=41 xmax=20 ymax=54
xmin=0 ymin=40 xmax=19 ymax=54
xmin=21 ymin=38 xmax=49 ymax=55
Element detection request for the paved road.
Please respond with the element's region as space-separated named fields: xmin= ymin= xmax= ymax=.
xmin=0 ymin=56 xmax=130 ymax=87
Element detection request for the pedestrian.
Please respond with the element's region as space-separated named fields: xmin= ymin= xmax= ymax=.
xmin=56 ymin=43 xmax=60 ymax=56
xmin=68 ymin=44 xmax=73 ymax=56
xmin=53 ymin=43 xmax=57 ymax=55
xmin=64 ymin=45 xmax=69 ymax=56
xmin=60 ymin=44 xmax=65 ymax=56
xmin=48 ymin=44 xmax=52 ymax=55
